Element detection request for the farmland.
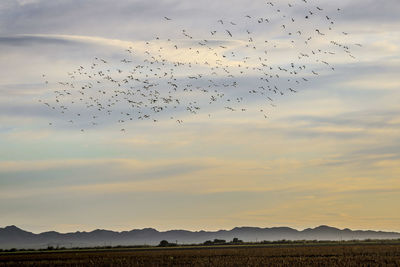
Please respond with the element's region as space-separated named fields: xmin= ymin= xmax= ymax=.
xmin=1 ymin=243 xmax=400 ymax=266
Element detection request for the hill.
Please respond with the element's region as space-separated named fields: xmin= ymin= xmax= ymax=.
xmin=1 ymin=225 xmax=399 ymax=249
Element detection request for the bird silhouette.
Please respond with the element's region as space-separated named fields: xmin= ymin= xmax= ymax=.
xmin=39 ymin=1 xmax=360 ymax=131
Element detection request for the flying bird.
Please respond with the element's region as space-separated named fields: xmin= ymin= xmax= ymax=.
xmin=40 ymin=0 xmax=358 ymax=131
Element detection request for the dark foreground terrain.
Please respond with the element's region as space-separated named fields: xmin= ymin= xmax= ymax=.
xmin=1 ymin=244 xmax=400 ymax=266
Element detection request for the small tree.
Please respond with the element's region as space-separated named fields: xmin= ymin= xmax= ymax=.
xmin=158 ymin=240 xmax=169 ymax=247
xmin=213 ymin=239 xmax=226 ymax=244
xmin=232 ymin=237 xmax=243 ymax=243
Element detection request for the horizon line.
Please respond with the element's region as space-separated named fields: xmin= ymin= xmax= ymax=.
xmin=2 ymin=224 xmax=400 ymax=235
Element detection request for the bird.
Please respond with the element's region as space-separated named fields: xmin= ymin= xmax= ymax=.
xmin=40 ymin=0 xmax=357 ymax=131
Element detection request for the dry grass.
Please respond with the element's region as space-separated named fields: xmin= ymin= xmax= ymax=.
xmin=1 ymin=244 xmax=400 ymax=266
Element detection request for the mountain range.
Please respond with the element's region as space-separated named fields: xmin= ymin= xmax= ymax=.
xmin=1 ymin=225 xmax=399 ymax=249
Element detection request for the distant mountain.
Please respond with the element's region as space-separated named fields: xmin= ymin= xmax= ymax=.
xmin=0 ymin=225 xmax=399 ymax=249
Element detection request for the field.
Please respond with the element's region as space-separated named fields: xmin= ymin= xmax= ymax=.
xmin=1 ymin=243 xmax=400 ymax=266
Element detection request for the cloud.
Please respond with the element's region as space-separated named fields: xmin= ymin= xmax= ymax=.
xmin=0 ymin=35 xmax=76 ymax=46
xmin=285 ymin=109 xmax=400 ymax=130
xmin=338 ymin=0 xmax=400 ymax=23
xmin=1 ymin=0 xmax=400 ymax=232
xmin=0 ymin=157 xmax=218 ymax=190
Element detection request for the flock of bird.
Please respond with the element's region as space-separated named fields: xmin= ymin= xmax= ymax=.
xmin=40 ymin=0 xmax=361 ymax=132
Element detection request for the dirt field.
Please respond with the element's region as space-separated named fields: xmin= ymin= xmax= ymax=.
xmin=1 ymin=244 xmax=400 ymax=266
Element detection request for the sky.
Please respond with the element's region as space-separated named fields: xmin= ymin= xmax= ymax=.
xmin=1 ymin=0 xmax=400 ymax=234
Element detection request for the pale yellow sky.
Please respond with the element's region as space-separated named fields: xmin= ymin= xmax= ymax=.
xmin=0 ymin=0 xmax=400 ymax=233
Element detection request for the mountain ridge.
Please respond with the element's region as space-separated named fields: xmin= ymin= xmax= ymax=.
xmin=1 ymin=225 xmax=399 ymax=249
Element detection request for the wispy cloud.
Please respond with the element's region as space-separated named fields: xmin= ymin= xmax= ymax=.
xmin=0 ymin=0 xmax=400 ymax=232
